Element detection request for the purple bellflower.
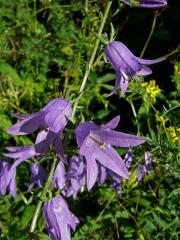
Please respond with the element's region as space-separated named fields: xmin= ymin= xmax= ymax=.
xmin=123 ymin=0 xmax=167 ymax=8
xmin=145 ymin=151 xmax=153 ymax=171
xmin=43 ymin=195 xmax=79 ymax=240
xmin=54 ymin=161 xmax=66 ymax=191
xmin=1 ymin=146 xmax=36 ymax=196
xmin=28 ymin=162 xmax=47 ymax=191
xmin=137 ymin=151 xmax=153 ymax=181
xmin=75 ymin=115 xmax=145 ymax=190
xmin=104 ymin=41 xmax=164 ymax=96
xmin=67 ymin=155 xmax=86 ymax=197
xmin=0 ymin=160 xmax=16 ymax=197
xmin=7 ymin=98 xmax=72 ymax=156
xmin=137 ymin=165 xmax=147 ymax=181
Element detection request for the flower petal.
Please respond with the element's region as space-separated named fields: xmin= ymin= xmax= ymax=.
xmin=93 ymin=145 xmax=129 ymax=179
xmin=136 ymin=65 xmax=152 ymax=76
xmin=135 ymin=56 xmax=165 ymax=65
xmin=7 ymin=114 xmax=44 ymax=135
xmin=101 ymin=115 xmax=120 ymax=129
xmin=91 ymin=129 xmax=146 ymax=147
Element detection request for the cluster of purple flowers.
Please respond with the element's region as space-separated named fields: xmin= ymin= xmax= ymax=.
xmin=0 ymin=1 xmax=167 ymax=239
xmin=0 ymin=101 xmax=145 ymax=239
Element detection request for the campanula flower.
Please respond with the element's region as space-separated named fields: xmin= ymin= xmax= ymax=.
xmin=43 ymin=195 xmax=79 ymax=240
xmin=54 ymin=161 xmax=66 ymax=190
xmin=123 ymin=0 xmax=167 ymax=8
xmin=75 ymin=115 xmax=145 ymax=190
xmin=104 ymin=41 xmax=164 ymax=96
xmin=7 ymin=98 xmax=72 ymax=155
xmin=28 ymin=162 xmax=47 ymax=191
xmin=137 ymin=151 xmax=153 ymax=181
xmin=137 ymin=165 xmax=147 ymax=181
xmin=145 ymin=151 xmax=152 ymax=171
xmin=0 ymin=160 xmax=16 ymax=197
xmin=67 ymin=155 xmax=86 ymax=197
xmin=2 ymin=146 xmax=37 ymax=196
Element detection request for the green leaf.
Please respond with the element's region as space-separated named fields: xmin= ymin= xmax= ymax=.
xmin=0 ymin=61 xmax=22 ymax=86
xmin=115 ymin=210 xmax=129 ymax=219
xmin=19 ymin=205 xmax=36 ymax=230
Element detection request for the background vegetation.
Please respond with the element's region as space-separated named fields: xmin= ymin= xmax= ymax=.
xmin=0 ymin=0 xmax=179 ymax=239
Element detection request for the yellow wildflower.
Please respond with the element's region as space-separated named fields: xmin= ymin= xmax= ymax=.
xmin=146 ymin=80 xmax=161 ymax=102
xmin=167 ymin=126 xmax=180 ymax=144
xmin=155 ymin=112 xmax=168 ymax=125
xmin=141 ymin=80 xmax=161 ymax=102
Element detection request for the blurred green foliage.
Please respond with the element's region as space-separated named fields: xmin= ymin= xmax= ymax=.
xmin=0 ymin=0 xmax=179 ymax=239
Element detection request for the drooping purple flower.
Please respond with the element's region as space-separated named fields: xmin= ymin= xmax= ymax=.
xmin=137 ymin=165 xmax=147 ymax=181
xmin=75 ymin=115 xmax=145 ymax=190
xmin=104 ymin=41 xmax=164 ymax=96
xmin=108 ymin=170 xmax=122 ymax=193
xmin=67 ymin=155 xmax=86 ymax=197
xmin=0 ymin=160 xmax=16 ymax=197
xmin=124 ymin=150 xmax=133 ymax=169
xmin=7 ymin=98 xmax=72 ymax=155
xmin=43 ymin=195 xmax=79 ymax=240
xmin=1 ymin=146 xmax=36 ymax=196
xmin=54 ymin=161 xmax=66 ymax=190
xmin=145 ymin=151 xmax=153 ymax=171
xmin=28 ymin=162 xmax=47 ymax=191
xmin=137 ymin=151 xmax=153 ymax=181
xmin=123 ymin=0 xmax=167 ymax=8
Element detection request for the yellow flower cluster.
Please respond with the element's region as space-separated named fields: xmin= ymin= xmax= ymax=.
xmin=155 ymin=112 xmax=168 ymax=125
xmin=167 ymin=126 xmax=180 ymax=144
xmin=141 ymin=80 xmax=161 ymax=102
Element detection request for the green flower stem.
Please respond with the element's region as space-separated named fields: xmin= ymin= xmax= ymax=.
xmin=72 ymin=1 xmax=112 ymax=118
xmin=140 ymin=10 xmax=159 ymax=58
xmin=130 ymin=100 xmax=140 ymax=135
xmin=29 ymin=156 xmax=58 ymax=234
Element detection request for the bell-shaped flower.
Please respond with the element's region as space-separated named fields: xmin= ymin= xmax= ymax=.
xmin=28 ymin=162 xmax=47 ymax=191
xmin=67 ymin=155 xmax=86 ymax=197
xmin=137 ymin=165 xmax=147 ymax=181
xmin=2 ymin=146 xmax=36 ymax=196
xmin=75 ymin=115 xmax=145 ymax=190
xmin=104 ymin=41 xmax=164 ymax=96
xmin=123 ymin=0 xmax=167 ymax=8
xmin=7 ymin=98 xmax=72 ymax=155
xmin=43 ymin=195 xmax=79 ymax=240
xmin=145 ymin=151 xmax=152 ymax=171
xmin=137 ymin=151 xmax=153 ymax=181
xmin=108 ymin=171 xmax=122 ymax=193
xmin=54 ymin=161 xmax=66 ymax=190
xmin=0 ymin=160 xmax=16 ymax=197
